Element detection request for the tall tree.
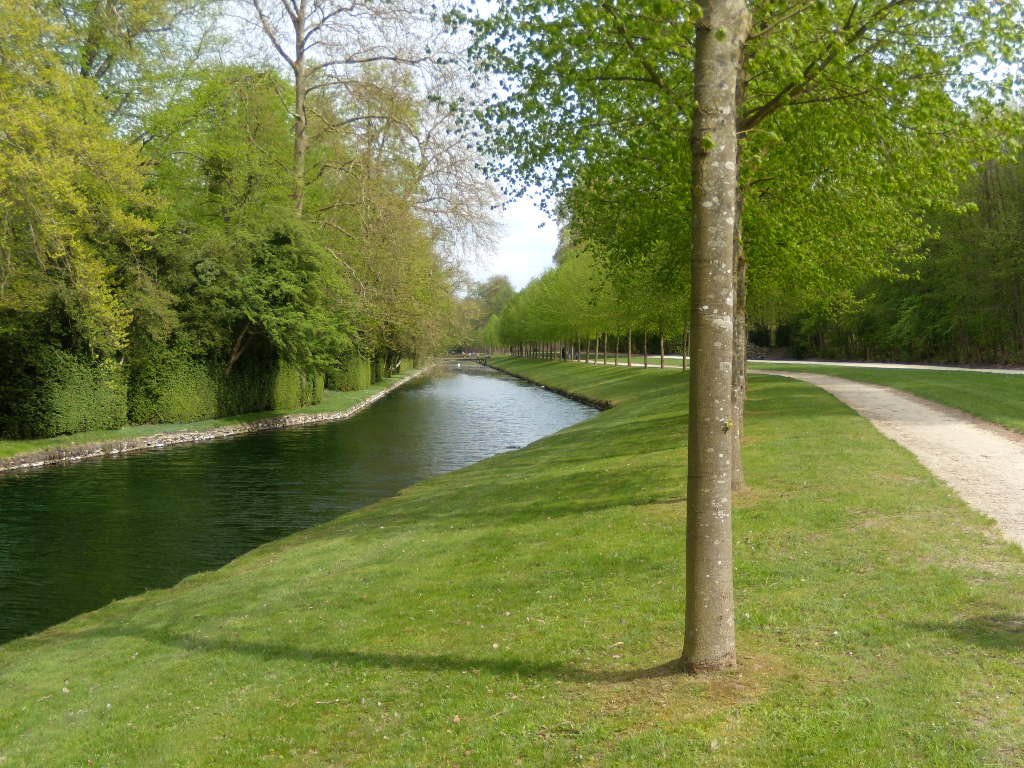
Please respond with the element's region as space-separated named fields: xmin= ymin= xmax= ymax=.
xmin=683 ymin=0 xmax=749 ymax=672
xmin=0 ymin=0 xmax=156 ymax=358
xmin=246 ymin=0 xmax=432 ymax=216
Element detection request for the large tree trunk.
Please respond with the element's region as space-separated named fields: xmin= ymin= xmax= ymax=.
xmin=681 ymin=0 xmax=749 ymax=674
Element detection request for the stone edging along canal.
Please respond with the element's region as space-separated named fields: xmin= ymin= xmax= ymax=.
xmin=0 ymin=366 xmax=436 ymax=475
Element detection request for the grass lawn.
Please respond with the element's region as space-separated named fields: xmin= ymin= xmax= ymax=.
xmin=0 ymin=373 xmax=418 ymax=461
xmin=0 ymin=358 xmax=1020 ymax=766
xmin=750 ymin=362 xmax=1024 ymax=434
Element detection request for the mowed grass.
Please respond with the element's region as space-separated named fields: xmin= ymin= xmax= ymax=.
xmin=750 ymin=362 xmax=1024 ymax=434
xmin=0 ymin=358 xmax=1021 ymax=767
xmin=0 ymin=373 xmax=417 ymax=461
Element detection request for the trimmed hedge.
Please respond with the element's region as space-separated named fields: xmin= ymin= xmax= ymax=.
xmin=217 ymin=345 xmax=323 ymax=415
xmin=0 ymin=346 xmax=128 ymax=438
xmin=128 ymin=347 xmax=219 ymax=425
xmin=1 ymin=334 xmax=325 ymax=438
xmin=325 ymin=352 xmax=372 ymax=391
xmin=270 ymin=362 xmax=324 ymax=410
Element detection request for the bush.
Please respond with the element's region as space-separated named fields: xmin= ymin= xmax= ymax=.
xmin=0 ymin=348 xmax=130 ymax=438
xmin=214 ymin=340 xmax=323 ymax=415
xmin=324 ymin=352 xmax=372 ymax=391
xmin=128 ymin=346 xmax=219 ymax=424
xmin=270 ymin=362 xmax=324 ymax=410
xmin=44 ymin=351 xmax=128 ymax=435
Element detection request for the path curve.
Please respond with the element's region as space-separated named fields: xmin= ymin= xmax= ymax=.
xmin=766 ymin=371 xmax=1024 ymax=549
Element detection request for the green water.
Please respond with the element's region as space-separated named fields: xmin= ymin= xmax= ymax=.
xmin=0 ymin=365 xmax=595 ymax=644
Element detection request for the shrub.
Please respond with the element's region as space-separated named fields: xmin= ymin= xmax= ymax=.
xmin=324 ymin=352 xmax=372 ymax=391
xmin=128 ymin=346 xmax=219 ymax=424
xmin=270 ymin=362 xmax=323 ymax=410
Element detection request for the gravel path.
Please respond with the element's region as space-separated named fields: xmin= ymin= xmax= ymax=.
xmin=767 ymin=371 xmax=1024 ymax=549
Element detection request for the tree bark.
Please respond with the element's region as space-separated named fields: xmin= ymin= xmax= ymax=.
xmin=681 ymin=0 xmax=748 ymax=674
xmin=660 ymin=326 xmax=666 ymax=369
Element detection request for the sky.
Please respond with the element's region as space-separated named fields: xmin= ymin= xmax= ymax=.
xmin=467 ymin=194 xmax=560 ymax=291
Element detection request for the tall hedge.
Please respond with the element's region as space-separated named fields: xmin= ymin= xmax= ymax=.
xmin=128 ymin=346 xmax=219 ymax=425
xmin=216 ymin=342 xmax=323 ymax=415
xmin=270 ymin=362 xmax=324 ymax=410
xmin=325 ymin=351 xmax=372 ymax=391
xmin=0 ymin=345 xmax=128 ymax=438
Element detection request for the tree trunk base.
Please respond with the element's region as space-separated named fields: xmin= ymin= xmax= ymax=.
xmin=678 ymin=652 xmax=738 ymax=674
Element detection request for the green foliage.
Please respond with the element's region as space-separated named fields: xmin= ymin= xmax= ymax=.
xmin=271 ymin=362 xmax=324 ymax=411
xmin=0 ymin=0 xmax=158 ymax=359
xmin=796 ymin=156 xmax=1024 ymax=363
xmin=42 ymin=350 xmax=128 ymax=436
xmin=461 ymin=0 xmax=1024 ymax=350
xmin=325 ymin=352 xmax=373 ymax=392
xmin=127 ymin=342 xmax=219 ymax=424
xmin=0 ymin=344 xmax=127 ymax=438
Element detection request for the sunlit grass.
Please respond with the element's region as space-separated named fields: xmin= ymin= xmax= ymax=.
xmin=750 ymin=362 xmax=1024 ymax=434
xmin=0 ymin=359 xmax=1020 ymax=766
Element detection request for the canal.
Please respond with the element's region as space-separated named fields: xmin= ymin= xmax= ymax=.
xmin=0 ymin=364 xmax=596 ymax=644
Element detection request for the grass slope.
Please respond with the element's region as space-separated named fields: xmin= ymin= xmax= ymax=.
xmin=750 ymin=363 xmax=1024 ymax=434
xmin=0 ymin=359 xmax=1020 ymax=767
xmin=0 ymin=374 xmax=417 ymax=461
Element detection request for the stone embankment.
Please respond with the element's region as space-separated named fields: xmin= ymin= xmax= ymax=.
xmin=0 ymin=368 xmax=430 ymax=474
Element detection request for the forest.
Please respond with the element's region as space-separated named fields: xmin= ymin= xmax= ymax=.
xmin=0 ymin=0 xmax=493 ymax=439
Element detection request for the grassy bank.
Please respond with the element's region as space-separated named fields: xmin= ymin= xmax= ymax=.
xmin=0 ymin=372 xmax=422 ymax=462
xmin=1 ymin=359 xmax=1021 ymax=766
xmin=750 ymin=362 xmax=1024 ymax=434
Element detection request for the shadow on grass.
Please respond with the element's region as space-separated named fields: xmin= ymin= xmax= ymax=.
xmin=911 ymin=614 xmax=1023 ymax=651
xmin=78 ymin=625 xmax=689 ymax=684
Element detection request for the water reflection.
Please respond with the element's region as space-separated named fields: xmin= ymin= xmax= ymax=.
xmin=0 ymin=364 xmax=595 ymax=643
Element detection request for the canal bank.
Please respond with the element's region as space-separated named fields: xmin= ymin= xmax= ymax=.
xmin=0 ymin=359 xmax=1021 ymax=766
xmin=0 ymin=366 xmax=435 ymax=474
xmin=0 ymin=363 xmax=597 ymax=643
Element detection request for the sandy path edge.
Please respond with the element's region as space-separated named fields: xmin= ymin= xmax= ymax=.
xmin=761 ymin=371 xmax=1024 ymax=550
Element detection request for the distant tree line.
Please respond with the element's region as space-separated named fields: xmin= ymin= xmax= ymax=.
xmin=0 ymin=0 xmax=493 ymax=438
xmin=792 ymin=157 xmax=1024 ymax=365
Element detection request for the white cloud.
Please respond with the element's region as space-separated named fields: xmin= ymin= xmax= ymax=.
xmin=469 ymin=195 xmax=559 ymax=290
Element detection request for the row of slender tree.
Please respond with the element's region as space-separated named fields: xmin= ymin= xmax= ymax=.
xmin=460 ymin=0 xmax=1024 ymax=670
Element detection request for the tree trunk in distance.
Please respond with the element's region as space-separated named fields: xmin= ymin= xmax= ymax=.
xmin=681 ymin=0 xmax=748 ymax=674
xmin=289 ymin=3 xmax=309 ymax=217
xmin=603 ymin=333 xmax=608 ymax=366
xmin=660 ymin=327 xmax=666 ymax=369
xmin=643 ymin=328 xmax=649 ymax=368
xmin=627 ymin=328 xmax=633 ymax=367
